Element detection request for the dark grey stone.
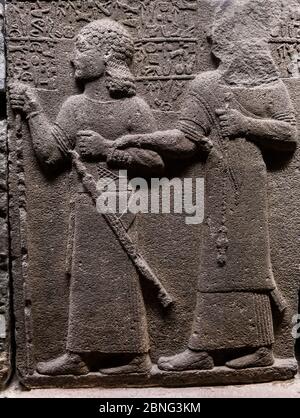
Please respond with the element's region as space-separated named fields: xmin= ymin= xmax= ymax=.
xmin=0 ymin=4 xmax=4 ymax=93
xmin=20 ymin=358 xmax=299 ymax=389
xmin=0 ymin=0 xmax=9 ymax=391
xmin=5 ymin=0 xmax=300 ymax=388
xmin=0 ymin=118 xmax=9 ymax=388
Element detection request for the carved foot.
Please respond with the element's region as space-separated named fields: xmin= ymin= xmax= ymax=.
xmin=100 ymin=354 xmax=152 ymax=375
xmin=226 ymin=347 xmax=275 ymax=370
xmin=37 ymin=353 xmax=89 ymax=376
xmin=158 ymin=349 xmax=214 ymax=371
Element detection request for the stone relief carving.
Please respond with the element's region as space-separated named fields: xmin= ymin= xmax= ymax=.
xmin=6 ymin=0 xmax=300 ymax=388
xmin=269 ymin=0 xmax=300 ymax=78
xmin=0 ymin=2 xmax=10 ymax=388
xmin=113 ymin=0 xmax=298 ymax=372
xmin=7 ymin=0 xmax=202 ymax=111
xmin=10 ymin=18 xmax=172 ymax=377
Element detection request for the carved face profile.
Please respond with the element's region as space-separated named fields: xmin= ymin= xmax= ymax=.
xmin=73 ymin=34 xmax=106 ymax=81
xmin=72 ymin=18 xmax=136 ymax=97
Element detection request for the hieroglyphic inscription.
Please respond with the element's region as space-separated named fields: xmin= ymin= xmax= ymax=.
xmin=7 ymin=0 xmax=201 ymax=110
xmin=269 ymin=2 xmax=300 ymax=78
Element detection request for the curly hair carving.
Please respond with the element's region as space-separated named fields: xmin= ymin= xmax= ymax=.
xmin=77 ymin=19 xmax=136 ymax=98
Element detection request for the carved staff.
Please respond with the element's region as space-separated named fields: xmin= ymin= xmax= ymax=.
xmin=10 ymin=85 xmax=35 ymax=374
xmin=69 ymin=149 xmax=173 ymax=309
xmin=9 ymin=82 xmax=173 ymax=308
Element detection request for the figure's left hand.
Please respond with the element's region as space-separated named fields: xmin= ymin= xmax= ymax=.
xmin=77 ymin=130 xmax=111 ymax=159
xmin=215 ymin=108 xmax=248 ymax=138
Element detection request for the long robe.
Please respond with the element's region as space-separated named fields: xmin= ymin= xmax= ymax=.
xmin=54 ymin=93 xmax=157 ymax=353
xmin=178 ymin=72 xmax=296 ymax=350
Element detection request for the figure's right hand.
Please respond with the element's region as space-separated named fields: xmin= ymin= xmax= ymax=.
xmin=77 ymin=130 xmax=112 ymax=159
xmin=9 ymin=83 xmax=40 ymax=116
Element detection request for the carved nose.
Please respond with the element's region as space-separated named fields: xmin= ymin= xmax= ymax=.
xmin=70 ymin=53 xmax=77 ymax=67
xmin=70 ymin=58 xmax=77 ymax=70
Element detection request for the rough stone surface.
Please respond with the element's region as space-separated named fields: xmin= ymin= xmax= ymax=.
xmin=2 ymin=372 xmax=300 ymax=398
xmin=0 ymin=2 xmax=9 ymax=388
xmin=0 ymin=118 xmax=9 ymax=389
xmin=18 ymin=359 xmax=298 ymax=389
xmin=0 ymin=4 xmax=4 ymax=93
xmin=5 ymin=0 xmax=300 ymax=389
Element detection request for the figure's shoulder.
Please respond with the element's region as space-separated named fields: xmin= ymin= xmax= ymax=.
xmin=266 ymin=79 xmax=295 ymax=112
xmin=61 ymin=94 xmax=85 ymax=110
xmin=123 ymin=95 xmax=152 ymax=114
xmin=270 ymin=78 xmax=290 ymax=95
xmin=121 ymin=95 xmax=157 ymax=132
xmin=61 ymin=94 xmax=85 ymax=112
xmin=261 ymin=79 xmax=293 ymax=104
xmin=187 ymin=71 xmax=220 ymax=95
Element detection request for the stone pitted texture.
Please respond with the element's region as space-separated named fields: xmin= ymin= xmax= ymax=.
xmin=0 ymin=4 xmax=4 ymax=93
xmin=21 ymin=359 xmax=299 ymax=389
xmin=0 ymin=119 xmax=9 ymax=388
xmin=6 ymin=0 xmax=300 ymax=388
xmin=0 ymin=2 xmax=9 ymax=389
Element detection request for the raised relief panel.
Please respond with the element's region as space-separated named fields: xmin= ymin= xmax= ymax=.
xmin=6 ymin=0 xmax=300 ymax=388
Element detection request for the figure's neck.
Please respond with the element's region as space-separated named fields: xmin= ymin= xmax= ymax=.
xmin=84 ymin=78 xmax=112 ymax=102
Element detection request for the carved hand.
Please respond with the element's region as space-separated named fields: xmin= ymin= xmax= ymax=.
xmin=9 ymin=82 xmax=41 ymax=117
xmin=215 ymin=108 xmax=248 ymax=138
xmin=114 ymin=134 xmax=142 ymax=150
xmin=77 ymin=130 xmax=112 ymax=159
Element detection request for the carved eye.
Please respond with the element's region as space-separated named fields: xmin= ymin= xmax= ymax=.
xmin=92 ymin=35 xmax=100 ymax=46
xmin=76 ymin=42 xmax=85 ymax=53
xmin=75 ymin=37 xmax=92 ymax=53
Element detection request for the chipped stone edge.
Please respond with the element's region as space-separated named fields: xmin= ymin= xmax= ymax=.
xmin=0 ymin=118 xmax=10 ymax=389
